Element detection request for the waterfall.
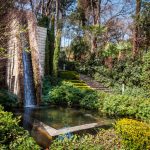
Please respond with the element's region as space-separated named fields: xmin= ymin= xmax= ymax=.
xmin=22 ymin=51 xmax=36 ymax=107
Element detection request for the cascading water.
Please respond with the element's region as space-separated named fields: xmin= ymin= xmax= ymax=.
xmin=22 ymin=51 xmax=36 ymax=107
xmin=21 ymin=33 xmax=36 ymax=107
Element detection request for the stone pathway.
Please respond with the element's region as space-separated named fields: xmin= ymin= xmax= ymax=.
xmin=80 ymin=74 xmax=112 ymax=93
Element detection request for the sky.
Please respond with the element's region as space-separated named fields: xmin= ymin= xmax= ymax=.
xmin=61 ymin=0 xmax=136 ymax=47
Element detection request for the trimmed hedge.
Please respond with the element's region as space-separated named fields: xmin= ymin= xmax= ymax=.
xmin=59 ymin=71 xmax=79 ymax=80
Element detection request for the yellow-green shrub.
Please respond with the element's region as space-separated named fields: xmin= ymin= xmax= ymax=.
xmin=75 ymin=85 xmax=91 ymax=89
xmin=59 ymin=71 xmax=79 ymax=80
xmin=68 ymin=80 xmax=85 ymax=83
xmin=115 ymin=118 xmax=150 ymax=150
xmin=73 ymin=83 xmax=88 ymax=86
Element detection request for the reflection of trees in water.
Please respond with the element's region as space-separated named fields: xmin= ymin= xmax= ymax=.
xmin=22 ymin=107 xmax=109 ymax=130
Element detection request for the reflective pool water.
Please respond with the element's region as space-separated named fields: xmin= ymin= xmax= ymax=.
xmin=14 ymin=106 xmax=114 ymax=148
xmin=14 ymin=106 xmax=113 ymax=130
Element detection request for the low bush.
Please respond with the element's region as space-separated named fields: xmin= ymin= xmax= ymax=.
xmin=75 ymin=85 xmax=91 ymax=90
xmin=96 ymin=129 xmax=122 ymax=150
xmin=69 ymin=80 xmax=92 ymax=90
xmin=136 ymin=99 xmax=150 ymax=121
xmin=0 ymin=89 xmax=18 ymax=108
xmin=58 ymin=71 xmax=79 ymax=80
xmin=50 ymin=129 xmax=121 ymax=150
xmin=102 ymin=93 xmax=150 ymax=121
xmin=102 ymin=94 xmax=139 ymax=117
xmin=48 ymin=81 xmax=84 ymax=106
xmin=72 ymin=83 xmax=87 ymax=86
xmin=42 ymin=76 xmax=61 ymax=101
xmin=50 ymin=134 xmax=103 ymax=150
xmin=80 ymin=91 xmax=100 ymax=110
xmin=0 ymin=105 xmax=40 ymax=150
xmin=115 ymin=118 xmax=150 ymax=150
xmin=141 ymin=51 xmax=150 ymax=94
xmin=113 ymin=86 xmax=150 ymax=98
xmin=68 ymin=80 xmax=85 ymax=83
xmin=97 ymin=91 xmax=108 ymax=111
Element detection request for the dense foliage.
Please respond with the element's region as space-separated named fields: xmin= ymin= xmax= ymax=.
xmin=141 ymin=51 xmax=150 ymax=94
xmin=50 ymin=129 xmax=122 ymax=150
xmin=58 ymin=71 xmax=80 ymax=80
xmin=115 ymin=118 xmax=150 ymax=150
xmin=103 ymin=94 xmax=150 ymax=121
xmin=70 ymin=36 xmax=89 ymax=62
xmin=48 ymin=81 xmax=84 ymax=106
xmin=0 ymin=106 xmax=40 ymax=150
xmin=43 ymin=76 xmax=150 ymax=122
xmin=50 ymin=119 xmax=150 ymax=150
xmin=0 ymin=89 xmax=18 ymax=108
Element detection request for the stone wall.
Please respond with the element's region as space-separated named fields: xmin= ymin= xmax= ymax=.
xmin=37 ymin=26 xmax=47 ymax=77
xmin=6 ymin=11 xmax=47 ymax=105
xmin=7 ymin=17 xmax=24 ymax=103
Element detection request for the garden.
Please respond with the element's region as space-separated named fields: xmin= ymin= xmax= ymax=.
xmin=0 ymin=0 xmax=150 ymax=150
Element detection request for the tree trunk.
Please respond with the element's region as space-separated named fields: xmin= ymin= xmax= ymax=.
xmin=52 ymin=0 xmax=62 ymax=77
xmin=91 ymin=0 xmax=101 ymax=56
xmin=132 ymin=0 xmax=141 ymax=58
xmin=53 ymin=29 xmax=61 ymax=77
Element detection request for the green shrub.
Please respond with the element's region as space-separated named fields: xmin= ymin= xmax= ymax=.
xmin=102 ymin=94 xmax=140 ymax=117
xmin=72 ymin=83 xmax=88 ymax=86
xmin=0 ymin=105 xmax=40 ymax=149
xmin=97 ymin=91 xmax=109 ymax=111
xmin=0 ymin=89 xmax=18 ymax=107
xmin=75 ymin=85 xmax=92 ymax=90
xmin=115 ymin=118 xmax=150 ymax=150
xmin=68 ymin=80 xmax=85 ymax=83
xmin=113 ymin=86 xmax=150 ymax=98
xmin=80 ymin=91 xmax=100 ymax=110
xmin=48 ymin=81 xmax=84 ymax=106
xmin=50 ymin=129 xmax=122 ymax=150
xmin=141 ymin=51 xmax=150 ymax=93
xmin=50 ymin=134 xmax=103 ymax=150
xmin=59 ymin=71 xmax=79 ymax=80
xmin=136 ymin=99 xmax=150 ymax=122
xmin=96 ymin=129 xmax=122 ymax=150
xmin=42 ymin=76 xmax=61 ymax=101
xmin=102 ymin=94 xmax=150 ymax=121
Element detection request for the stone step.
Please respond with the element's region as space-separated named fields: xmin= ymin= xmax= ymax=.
xmin=80 ymin=74 xmax=111 ymax=93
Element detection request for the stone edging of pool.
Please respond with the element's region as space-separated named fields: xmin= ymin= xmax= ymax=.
xmin=34 ymin=121 xmax=100 ymax=137
xmin=40 ymin=122 xmax=99 ymax=136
